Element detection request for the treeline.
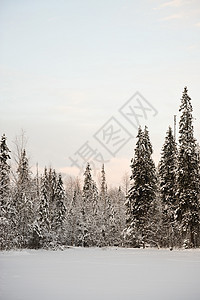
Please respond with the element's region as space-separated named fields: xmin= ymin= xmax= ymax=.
xmin=0 ymin=148 xmax=125 ymax=250
xmin=0 ymin=87 xmax=200 ymax=250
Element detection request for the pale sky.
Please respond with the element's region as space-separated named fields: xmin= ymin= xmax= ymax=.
xmin=1 ymin=0 xmax=200 ymax=187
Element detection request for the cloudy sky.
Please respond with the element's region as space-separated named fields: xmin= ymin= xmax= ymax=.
xmin=1 ymin=0 xmax=200 ymax=187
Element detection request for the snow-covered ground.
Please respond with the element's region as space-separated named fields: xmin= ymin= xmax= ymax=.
xmin=0 ymin=247 xmax=200 ymax=300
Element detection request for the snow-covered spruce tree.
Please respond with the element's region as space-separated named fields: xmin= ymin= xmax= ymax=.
xmin=65 ymin=176 xmax=83 ymax=246
xmin=14 ymin=149 xmax=35 ymax=248
xmin=108 ymin=186 xmax=126 ymax=246
xmin=98 ymin=164 xmax=120 ymax=246
xmin=48 ymin=168 xmax=57 ymax=227
xmin=142 ymin=126 xmax=160 ymax=246
xmin=29 ymin=164 xmax=42 ymax=248
xmin=38 ymin=167 xmax=50 ymax=247
xmin=98 ymin=164 xmax=109 ymax=246
xmin=176 ymin=87 xmax=200 ymax=248
xmin=100 ymin=164 xmax=106 ymax=210
xmin=67 ymin=189 xmax=82 ymax=246
xmin=158 ymin=126 xmax=178 ymax=248
xmin=0 ymin=134 xmax=11 ymax=250
xmin=53 ymin=174 xmax=67 ymax=245
xmin=77 ymin=163 xmax=100 ymax=247
xmin=77 ymin=163 xmax=92 ymax=247
xmin=0 ymin=134 xmax=11 ymax=210
xmin=124 ymin=127 xmax=157 ymax=248
xmin=38 ymin=167 xmax=63 ymax=248
xmin=105 ymin=191 xmax=119 ymax=246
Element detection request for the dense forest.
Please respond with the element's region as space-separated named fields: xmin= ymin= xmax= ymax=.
xmin=0 ymin=87 xmax=199 ymax=250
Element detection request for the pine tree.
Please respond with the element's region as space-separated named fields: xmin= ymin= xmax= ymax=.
xmin=176 ymin=87 xmax=200 ymax=248
xmin=124 ymin=127 xmax=157 ymax=248
xmin=159 ymin=126 xmax=177 ymax=248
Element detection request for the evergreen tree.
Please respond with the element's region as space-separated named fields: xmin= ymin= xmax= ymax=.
xmin=38 ymin=167 xmax=61 ymax=248
xmin=0 ymin=134 xmax=11 ymax=211
xmin=78 ymin=163 xmax=100 ymax=246
xmin=159 ymin=126 xmax=177 ymax=248
xmin=82 ymin=163 xmax=93 ymax=202
xmin=53 ymin=174 xmax=67 ymax=244
xmin=38 ymin=167 xmax=50 ymax=247
xmin=14 ymin=149 xmax=34 ymax=248
xmin=109 ymin=186 xmax=126 ymax=246
xmin=176 ymin=87 xmax=200 ymax=248
xmin=48 ymin=168 xmax=57 ymax=226
xmin=0 ymin=134 xmax=11 ymax=250
xmin=105 ymin=192 xmax=119 ymax=246
xmin=77 ymin=163 xmax=92 ymax=247
xmin=66 ymin=177 xmax=82 ymax=246
xmin=99 ymin=164 xmax=119 ymax=246
xmin=124 ymin=127 xmax=157 ymax=248
xmin=67 ymin=189 xmax=82 ymax=246
xmin=100 ymin=164 xmax=106 ymax=209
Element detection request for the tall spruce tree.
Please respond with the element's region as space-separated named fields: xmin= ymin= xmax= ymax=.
xmin=124 ymin=127 xmax=157 ymax=247
xmin=158 ymin=126 xmax=177 ymax=248
xmin=67 ymin=189 xmax=82 ymax=246
xmin=78 ymin=163 xmax=93 ymax=247
xmin=66 ymin=177 xmax=82 ymax=246
xmin=53 ymin=174 xmax=67 ymax=244
xmin=38 ymin=167 xmax=50 ymax=247
xmin=15 ymin=149 xmax=34 ymax=248
xmin=99 ymin=164 xmax=108 ymax=246
xmin=176 ymin=87 xmax=200 ymax=248
xmin=79 ymin=163 xmax=100 ymax=246
xmin=0 ymin=134 xmax=11 ymax=250
xmin=0 ymin=134 xmax=11 ymax=211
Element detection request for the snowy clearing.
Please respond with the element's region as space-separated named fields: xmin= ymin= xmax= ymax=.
xmin=0 ymin=247 xmax=200 ymax=300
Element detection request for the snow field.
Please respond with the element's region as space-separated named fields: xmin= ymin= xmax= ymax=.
xmin=0 ymin=247 xmax=200 ymax=300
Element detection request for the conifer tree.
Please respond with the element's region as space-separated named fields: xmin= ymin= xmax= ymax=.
xmin=105 ymin=193 xmax=119 ymax=246
xmin=99 ymin=164 xmax=118 ymax=246
xmin=109 ymin=186 xmax=126 ymax=246
xmin=0 ymin=134 xmax=11 ymax=211
xmin=66 ymin=177 xmax=82 ymax=246
xmin=79 ymin=163 xmax=100 ymax=246
xmin=176 ymin=87 xmax=200 ymax=248
xmin=124 ymin=127 xmax=157 ymax=247
xmin=159 ymin=126 xmax=177 ymax=247
xmin=82 ymin=163 xmax=93 ymax=203
xmin=67 ymin=189 xmax=82 ymax=246
xmin=100 ymin=164 xmax=106 ymax=209
xmin=53 ymin=174 xmax=67 ymax=244
xmin=14 ymin=149 xmax=34 ymax=247
xmin=38 ymin=167 xmax=50 ymax=246
xmin=48 ymin=168 xmax=57 ymax=226
xmin=77 ymin=163 xmax=93 ymax=246
xmin=0 ymin=134 xmax=11 ymax=250
xmin=38 ymin=167 xmax=61 ymax=247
